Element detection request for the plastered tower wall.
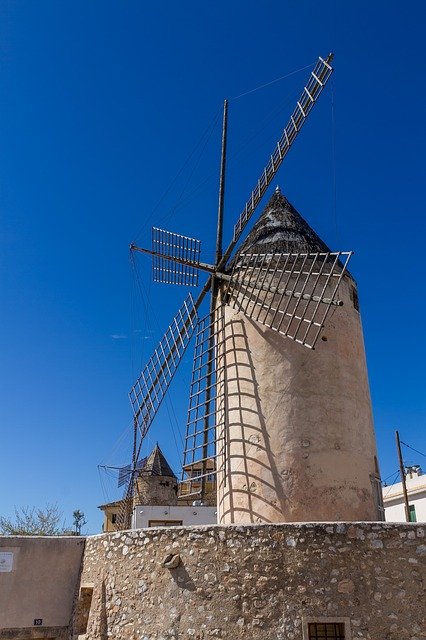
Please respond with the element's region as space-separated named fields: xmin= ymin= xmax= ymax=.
xmin=216 ymin=192 xmax=382 ymax=524
xmin=218 ymin=275 xmax=381 ymax=524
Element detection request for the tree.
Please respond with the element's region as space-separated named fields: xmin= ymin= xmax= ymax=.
xmin=72 ymin=509 xmax=87 ymax=535
xmin=0 ymin=504 xmax=64 ymax=536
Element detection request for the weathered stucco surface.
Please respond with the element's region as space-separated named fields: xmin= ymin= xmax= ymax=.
xmin=0 ymin=536 xmax=84 ymax=640
xmin=217 ymin=275 xmax=382 ymax=524
xmin=71 ymin=522 xmax=425 ymax=640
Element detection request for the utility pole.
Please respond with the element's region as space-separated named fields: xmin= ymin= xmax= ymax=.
xmin=395 ymin=430 xmax=410 ymax=522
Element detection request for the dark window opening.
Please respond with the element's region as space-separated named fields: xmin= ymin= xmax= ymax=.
xmin=75 ymin=586 xmax=94 ymax=635
xmin=370 ymin=472 xmax=385 ymax=520
xmin=148 ymin=520 xmax=183 ymax=527
xmin=111 ymin=513 xmax=117 ymax=524
xmin=350 ymin=285 xmax=359 ymax=312
xmin=308 ymin=622 xmax=345 ymax=639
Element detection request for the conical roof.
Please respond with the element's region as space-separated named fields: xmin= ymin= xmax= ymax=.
xmin=141 ymin=444 xmax=176 ymax=479
xmin=234 ymin=187 xmax=331 ymax=257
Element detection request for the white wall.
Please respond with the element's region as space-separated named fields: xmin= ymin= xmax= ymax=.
xmin=385 ymin=493 xmax=426 ymax=522
xmin=133 ymin=505 xmax=217 ymax=529
xmin=383 ymin=473 xmax=426 ymax=522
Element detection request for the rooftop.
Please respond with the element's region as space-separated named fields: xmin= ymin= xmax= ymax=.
xmin=141 ymin=444 xmax=176 ymax=479
xmin=235 ymin=188 xmax=332 ymax=257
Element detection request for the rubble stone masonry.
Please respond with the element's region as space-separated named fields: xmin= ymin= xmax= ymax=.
xmin=71 ymin=522 xmax=425 ymax=640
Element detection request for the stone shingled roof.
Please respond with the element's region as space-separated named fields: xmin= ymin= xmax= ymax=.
xmin=234 ymin=188 xmax=331 ymax=258
xmin=140 ymin=444 xmax=176 ymax=479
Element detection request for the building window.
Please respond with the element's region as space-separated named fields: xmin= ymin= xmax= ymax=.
xmin=148 ymin=520 xmax=183 ymax=527
xmin=303 ymin=619 xmax=350 ymax=640
xmin=350 ymin=284 xmax=359 ymax=311
xmin=75 ymin=586 xmax=94 ymax=636
xmin=308 ymin=623 xmax=345 ymax=639
xmin=370 ymin=471 xmax=385 ymax=520
xmin=111 ymin=513 xmax=117 ymax=524
xmin=409 ymin=504 xmax=417 ymax=522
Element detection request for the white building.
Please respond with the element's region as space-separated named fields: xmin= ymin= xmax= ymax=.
xmin=383 ymin=466 xmax=426 ymax=522
xmin=99 ymin=444 xmax=217 ymax=531
xmin=132 ymin=504 xmax=217 ymax=529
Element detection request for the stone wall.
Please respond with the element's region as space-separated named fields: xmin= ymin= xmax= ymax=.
xmin=135 ymin=475 xmax=178 ymax=507
xmin=70 ymin=522 xmax=425 ymax=640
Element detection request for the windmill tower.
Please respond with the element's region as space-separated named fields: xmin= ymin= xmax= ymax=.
xmin=128 ymin=54 xmax=384 ymax=528
xmin=216 ymin=189 xmax=383 ymax=523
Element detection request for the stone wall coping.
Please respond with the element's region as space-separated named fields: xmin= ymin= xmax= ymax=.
xmin=84 ymin=520 xmax=422 ymax=540
xmin=3 ymin=522 xmax=419 ymax=544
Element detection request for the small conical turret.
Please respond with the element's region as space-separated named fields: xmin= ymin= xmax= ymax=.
xmin=141 ymin=444 xmax=176 ymax=479
xmin=135 ymin=444 xmax=178 ymax=506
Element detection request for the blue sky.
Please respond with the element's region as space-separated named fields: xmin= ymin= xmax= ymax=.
xmin=1 ymin=1 xmax=425 ymax=533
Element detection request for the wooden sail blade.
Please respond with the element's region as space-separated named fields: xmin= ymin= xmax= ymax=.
xmin=179 ymin=310 xmax=226 ymax=499
xmin=152 ymin=227 xmax=201 ymax=286
xmin=224 ymin=55 xmax=333 ymax=262
xmin=115 ymin=469 xmax=137 ymax=531
xmin=225 ymin=251 xmax=352 ymax=349
xmin=129 ymin=294 xmax=198 ymax=439
xmin=117 ymin=457 xmax=147 ymax=488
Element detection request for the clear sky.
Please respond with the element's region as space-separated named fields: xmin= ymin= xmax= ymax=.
xmin=1 ymin=1 xmax=425 ymax=533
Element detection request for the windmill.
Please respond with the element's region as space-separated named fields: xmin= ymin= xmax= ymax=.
xmin=123 ymin=53 xmax=383 ymax=528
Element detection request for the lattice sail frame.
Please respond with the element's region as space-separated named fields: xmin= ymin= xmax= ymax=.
xmin=179 ymin=310 xmax=226 ymax=498
xmin=232 ymin=55 xmax=333 ymax=244
xmin=152 ymin=227 xmax=201 ymax=287
xmin=226 ymin=251 xmax=352 ymax=349
xmin=129 ymin=294 xmax=198 ymax=438
xmin=117 ymin=457 xmax=147 ymax=488
xmin=128 ymin=54 xmax=337 ymax=502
